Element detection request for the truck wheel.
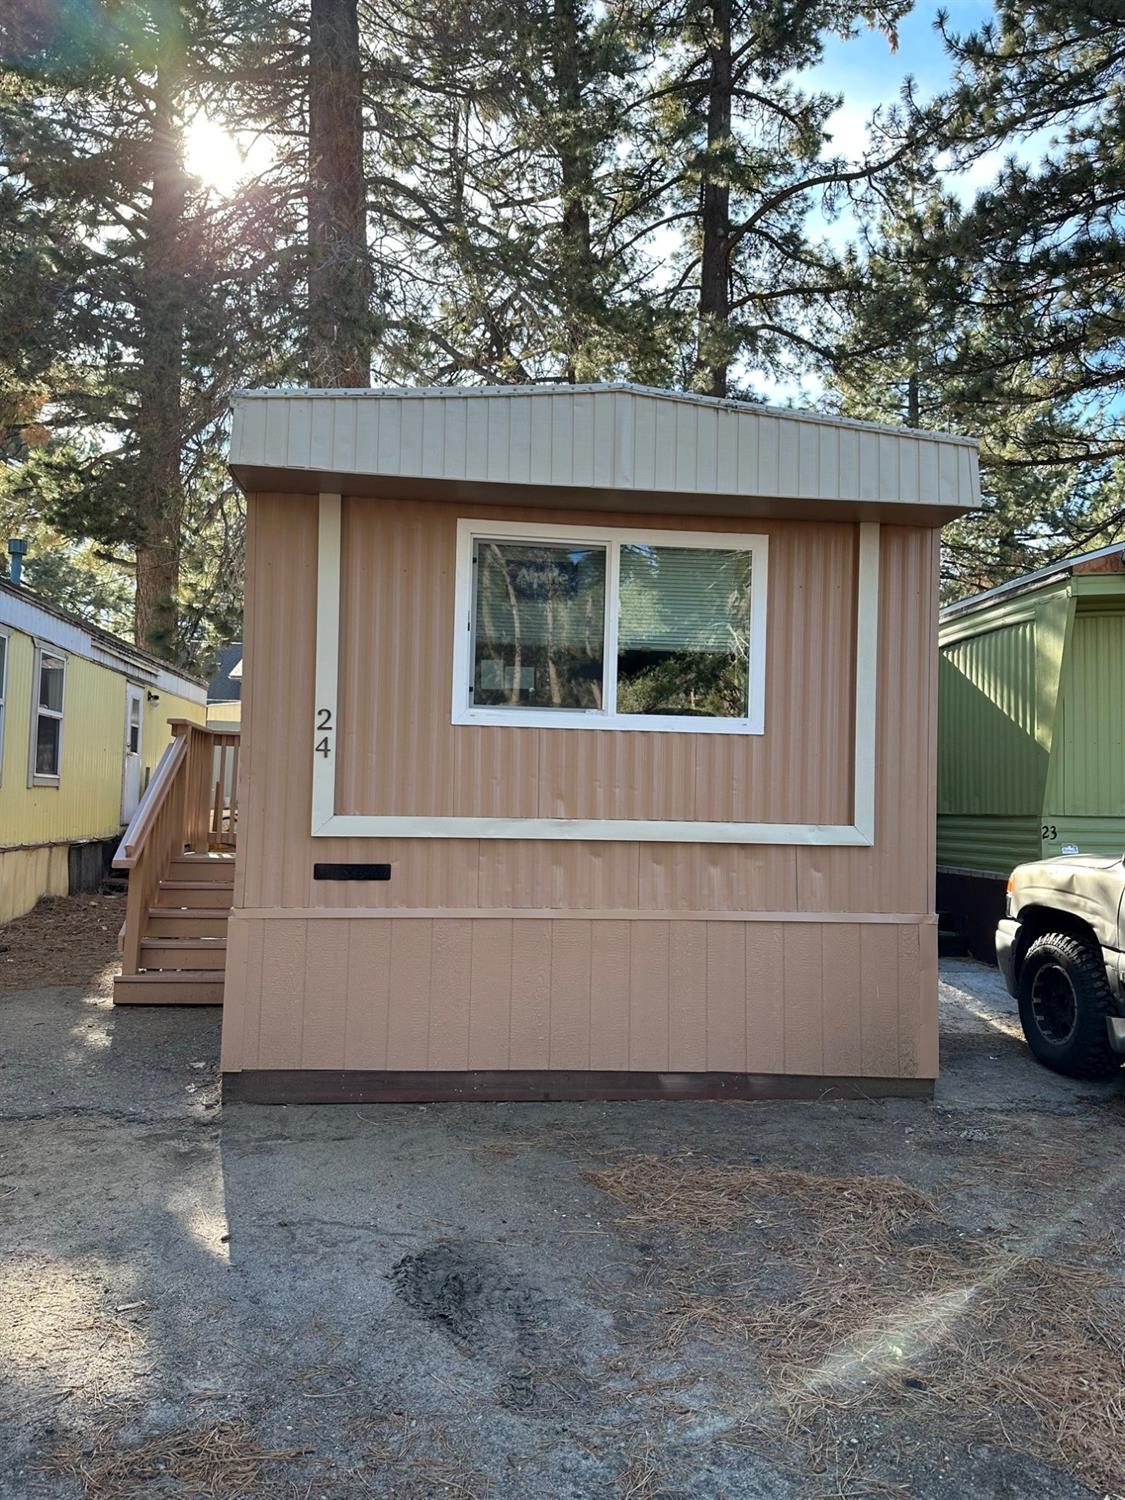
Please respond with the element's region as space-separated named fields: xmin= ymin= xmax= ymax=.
xmin=1017 ymin=933 xmax=1121 ymax=1079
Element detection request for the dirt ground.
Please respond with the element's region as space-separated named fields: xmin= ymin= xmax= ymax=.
xmin=2 ymin=895 xmax=1124 ymax=1500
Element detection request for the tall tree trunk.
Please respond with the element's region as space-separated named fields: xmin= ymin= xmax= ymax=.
xmin=308 ymin=0 xmax=371 ymax=387
xmin=696 ymin=0 xmax=732 ymax=398
xmin=134 ymin=62 xmax=186 ymax=657
xmin=552 ymin=0 xmax=595 ymax=384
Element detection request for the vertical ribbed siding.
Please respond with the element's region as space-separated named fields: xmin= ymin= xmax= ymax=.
xmin=1049 ymin=613 xmax=1125 ymax=815
xmin=234 ymin=494 xmax=320 ymax=912
xmin=794 ymin=526 xmax=938 ymax=918
xmin=333 ymin=499 xmax=855 ymax=828
xmin=230 ymin=388 xmax=981 ymax=510
xmin=222 ymin=495 xmax=941 ymax=1082
xmin=233 ymin=499 xmax=936 ymax=921
xmin=939 ymin=618 xmax=1044 ymax=815
xmin=0 ymin=634 xmax=203 ymax=849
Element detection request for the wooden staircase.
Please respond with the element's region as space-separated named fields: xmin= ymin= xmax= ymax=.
xmin=113 ymin=722 xmax=239 ymax=1006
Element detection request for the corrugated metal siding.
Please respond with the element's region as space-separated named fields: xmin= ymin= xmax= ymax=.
xmin=793 ymin=525 xmax=939 ymax=917
xmin=230 ymin=387 xmax=980 ymax=511
xmin=936 ymin=815 xmax=1041 ymax=875
xmin=225 ymin=498 xmax=941 ymax=1077
xmin=336 ymin=497 xmax=854 ymax=826
xmin=1035 ymin=817 xmax=1125 ymax=859
xmin=0 ymin=843 xmax=70 ymax=924
xmin=938 ymin=620 xmax=1044 ymax=815
xmin=235 ymin=498 xmax=935 ymax=918
xmin=221 ymin=911 xmax=937 ymax=1080
xmin=1048 ymin=613 xmax=1125 ymax=816
xmin=0 ymin=631 xmax=204 ymax=850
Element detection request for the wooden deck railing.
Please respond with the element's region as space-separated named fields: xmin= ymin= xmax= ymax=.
xmin=113 ymin=721 xmax=240 ymax=977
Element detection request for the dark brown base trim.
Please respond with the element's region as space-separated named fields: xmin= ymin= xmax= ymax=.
xmin=223 ymin=1069 xmax=935 ymax=1105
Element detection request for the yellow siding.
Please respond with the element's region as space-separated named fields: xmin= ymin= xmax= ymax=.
xmin=0 ymin=843 xmax=70 ymax=925
xmin=1 ymin=626 xmax=204 ymax=850
xmin=144 ymin=687 xmax=205 ymax=775
xmin=207 ymin=700 xmax=242 ymax=728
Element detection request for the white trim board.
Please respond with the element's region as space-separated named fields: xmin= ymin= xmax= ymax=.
xmin=310 ymin=492 xmax=880 ymax=845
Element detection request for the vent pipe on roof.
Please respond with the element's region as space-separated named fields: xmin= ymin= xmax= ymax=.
xmin=7 ymin=538 xmax=27 ymax=585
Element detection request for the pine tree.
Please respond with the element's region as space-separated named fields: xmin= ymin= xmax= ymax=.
xmin=931 ymin=0 xmax=1125 ymax=471
xmin=359 ymin=0 xmax=679 ymax=384
xmin=636 ymin=0 xmax=920 ymax=398
xmin=309 ymin=0 xmax=371 ymax=385
xmin=0 ymin=0 xmax=299 ymax=660
xmin=832 ymin=1 xmax=1125 ymax=596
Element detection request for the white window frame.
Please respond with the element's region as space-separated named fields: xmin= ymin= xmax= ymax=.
xmin=309 ymin=493 xmax=880 ymax=845
xmin=0 ymin=627 xmax=8 ymax=786
xmin=451 ymin=519 xmax=769 ymax=736
xmin=29 ymin=643 xmax=66 ymax=787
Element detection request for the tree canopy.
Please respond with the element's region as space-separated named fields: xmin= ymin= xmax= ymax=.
xmin=2 ymin=0 xmax=1123 ymax=651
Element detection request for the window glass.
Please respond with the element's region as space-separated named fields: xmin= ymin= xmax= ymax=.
xmin=39 ymin=654 xmax=64 ymax=712
xmin=472 ymin=539 xmax=606 ymax=709
xmin=617 ymin=544 xmax=751 ymax=718
xmin=36 ymin=714 xmax=60 ymax=776
xmin=128 ymin=695 xmax=142 ymax=753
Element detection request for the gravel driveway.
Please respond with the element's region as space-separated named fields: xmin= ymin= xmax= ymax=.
xmin=2 ymin=899 xmax=1123 ymax=1500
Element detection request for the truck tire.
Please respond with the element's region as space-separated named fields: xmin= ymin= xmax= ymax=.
xmin=1017 ymin=932 xmax=1122 ymax=1079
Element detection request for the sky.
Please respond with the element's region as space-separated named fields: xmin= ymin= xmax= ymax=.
xmin=751 ymin=0 xmax=1049 ymax=405
xmin=816 ymin=0 xmax=1034 ymax=202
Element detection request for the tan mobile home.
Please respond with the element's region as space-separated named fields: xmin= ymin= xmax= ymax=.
xmin=127 ymin=384 xmax=980 ymax=1100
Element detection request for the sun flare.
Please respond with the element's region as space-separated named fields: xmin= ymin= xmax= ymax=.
xmin=185 ymin=113 xmax=270 ymax=195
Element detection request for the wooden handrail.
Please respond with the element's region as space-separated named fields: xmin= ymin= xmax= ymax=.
xmin=113 ymin=734 xmax=189 ymax=868
xmin=114 ymin=720 xmax=242 ymax=868
xmin=114 ymin=718 xmax=241 ymax=979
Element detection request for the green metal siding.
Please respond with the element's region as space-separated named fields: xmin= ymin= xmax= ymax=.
xmin=938 ymin=620 xmax=1044 ymax=815
xmin=1036 ymin=816 xmax=1125 ymax=859
xmin=939 ymin=568 xmax=1125 ymax=876
xmin=1046 ymin=612 xmax=1125 ymax=816
xmin=936 ymin=814 xmax=1041 ymax=875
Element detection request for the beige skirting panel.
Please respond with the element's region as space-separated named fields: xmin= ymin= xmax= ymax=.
xmin=220 ymin=911 xmax=938 ymax=1081
xmin=0 ymin=843 xmax=70 ymax=926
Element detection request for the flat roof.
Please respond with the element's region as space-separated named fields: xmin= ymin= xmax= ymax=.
xmin=940 ymin=541 xmax=1125 ymax=623
xmin=229 ymin=383 xmax=980 ymax=527
xmin=0 ymin=579 xmax=207 ymax=697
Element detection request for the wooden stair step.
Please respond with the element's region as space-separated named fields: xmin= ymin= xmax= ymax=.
xmin=146 ymin=908 xmax=228 ymax=938
xmin=166 ymin=856 xmax=237 ymax=884
xmin=138 ymin=936 xmax=227 ymax=972
xmin=114 ymin=971 xmax=224 ymax=1006
xmin=157 ymin=880 xmax=234 ymax=908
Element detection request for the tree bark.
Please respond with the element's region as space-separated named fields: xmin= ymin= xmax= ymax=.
xmin=134 ymin=62 xmax=186 ymax=657
xmin=308 ymin=0 xmax=371 ymax=387
xmin=552 ymin=0 xmax=595 ymax=383
xmin=696 ymin=0 xmax=733 ymax=397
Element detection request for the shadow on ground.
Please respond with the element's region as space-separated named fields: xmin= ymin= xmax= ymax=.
xmin=2 ymin=910 xmax=1123 ymax=1499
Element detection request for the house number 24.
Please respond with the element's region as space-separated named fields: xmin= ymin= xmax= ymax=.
xmin=315 ymin=707 xmax=333 ymax=757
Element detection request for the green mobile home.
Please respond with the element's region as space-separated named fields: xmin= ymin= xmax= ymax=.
xmin=938 ymin=543 xmax=1125 ymax=949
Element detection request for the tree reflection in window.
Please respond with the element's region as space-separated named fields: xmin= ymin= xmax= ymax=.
xmin=472 ymin=539 xmax=606 ymax=709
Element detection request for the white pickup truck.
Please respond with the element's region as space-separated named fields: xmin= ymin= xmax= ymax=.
xmin=996 ymin=854 xmax=1125 ymax=1078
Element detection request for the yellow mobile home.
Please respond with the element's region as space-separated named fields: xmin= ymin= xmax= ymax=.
xmin=0 ymin=578 xmax=206 ymax=923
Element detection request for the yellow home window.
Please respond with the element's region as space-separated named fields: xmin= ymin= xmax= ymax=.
xmin=29 ymin=645 xmax=66 ymax=786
